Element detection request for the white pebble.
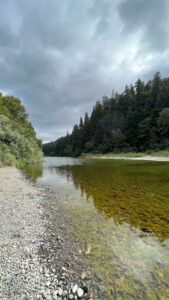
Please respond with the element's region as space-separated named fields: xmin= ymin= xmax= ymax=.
xmin=57 ymin=287 xmax=63 ymax=296
xmin=72 ymin=284 xmax=78 ymax=293
xmin=77 ymin=288 xmax=84 ymax=298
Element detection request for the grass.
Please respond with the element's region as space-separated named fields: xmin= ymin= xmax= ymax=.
xmin=81 ymin=152 xmax=146 ymax=158
xmin=81 ymin=151 xmax=169 ymax=159
xmin=149 ymin=150 xmax=169 ymax=157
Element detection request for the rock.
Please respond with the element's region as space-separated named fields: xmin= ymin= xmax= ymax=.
xmin=46 ymin=288 xmax=51 ymax=294
xmin=55 ymin=279 xmax=58 ymax=286
xmin=81 ymin=271 xmax=87 ymax=280
xmin=57 ymin=287 xmax=63 ymax=297
xmin=63 ymin=290 xmax=68 ymax=296
xmin=98 ymin=285 xmax=107 ymax=293
xmin=72 ymin=284 xmax=78 ymax=294
xmin=77 ymin=288 xmax=84 ymax=298
xmin=42 ymin=291 xmax=48 ymax=299
xmin=0 ymin=168 xmax=91 ymax=300
xmin=82 ymin=286 xmax=88 ymax=293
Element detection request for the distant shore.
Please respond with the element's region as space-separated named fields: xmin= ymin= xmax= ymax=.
xmin=81 ymin=152 xmax=169 ymax=162
xmin=86 ymin=155 xmax=169 ymax=162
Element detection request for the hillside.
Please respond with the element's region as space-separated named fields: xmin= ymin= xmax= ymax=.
xmin=0 ymin=93 xmax=42 ymax=166
xmin=43 ymin=73 xmax=169 ymax=157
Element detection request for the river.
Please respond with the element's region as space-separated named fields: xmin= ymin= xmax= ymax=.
xmin=24 ymin=157 xmax=169 ymax=299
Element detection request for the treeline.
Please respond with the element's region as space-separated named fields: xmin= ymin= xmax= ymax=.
xmin=0 ymin=93 xmax=42 ymax=166
xmin=43 ymin=72 xmax=169 ymax=157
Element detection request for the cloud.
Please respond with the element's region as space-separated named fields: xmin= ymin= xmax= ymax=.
xmin=118 ymin=0 xmax=169 ymax=53
xmin=0 ymin=0 xmax=168 ymax=142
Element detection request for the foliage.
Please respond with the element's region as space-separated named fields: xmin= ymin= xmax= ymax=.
xmin=0 ymin=93 xmax=42 ymax=166
xmin=149 ymin=150 xmax=169 ymax=157
xmin=43 ymin=72 xmax=169 ymax=157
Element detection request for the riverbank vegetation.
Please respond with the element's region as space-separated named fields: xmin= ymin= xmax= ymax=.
xmin=81 ymin=152 xmax=146 ymax=158
xmin=81 ymin=150 xmax=169 ymax=159
xmin=0 ymin=92 xmax=42 ymax=166
xmin=43 ymin=72 xmax=169 ymax=157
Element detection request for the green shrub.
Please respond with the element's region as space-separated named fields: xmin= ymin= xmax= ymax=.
xmin=0 ymin=93 xmax=43 ymax=167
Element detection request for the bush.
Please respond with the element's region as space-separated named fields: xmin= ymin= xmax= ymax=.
xmin=0 ymin=94 xmax=43 ymax=167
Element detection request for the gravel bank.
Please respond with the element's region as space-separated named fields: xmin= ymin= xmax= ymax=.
xmin=0 ymin=167 xmax=92 ymax=300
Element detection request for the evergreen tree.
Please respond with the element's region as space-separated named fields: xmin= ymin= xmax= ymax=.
xmin=43 ymin=72 xmax=169 ymax=157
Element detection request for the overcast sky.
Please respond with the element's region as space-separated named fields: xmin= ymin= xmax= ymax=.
xmin=0 ymin=0 xmax=169 ymax=142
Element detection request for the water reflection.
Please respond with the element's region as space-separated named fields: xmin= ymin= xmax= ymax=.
xmin=24 ymin=157 xmax=169 ymax=299
xmin=24 ymin=162 xmax=43 ymax=182
xmin=56 ymin=159 xmax=169 ymax=242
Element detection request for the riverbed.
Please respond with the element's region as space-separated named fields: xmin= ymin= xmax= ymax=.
xmin=24 ymin=157 xmax=169 ymax=300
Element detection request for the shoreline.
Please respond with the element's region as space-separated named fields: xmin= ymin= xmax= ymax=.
xmin=82 ymin=155 xmax=169 ymax=162
xmin=0 ymin=167 xmax=92 ymax=300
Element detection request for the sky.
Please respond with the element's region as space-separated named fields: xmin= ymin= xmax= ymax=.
xmin=0 ymin=0 xmax=169 ymax=143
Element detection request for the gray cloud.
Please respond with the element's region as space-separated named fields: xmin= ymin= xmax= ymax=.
xmin=118 ymin=0 xmax=169 ymax=52
xmin=0 ymin=0 xmax=169 ymax=142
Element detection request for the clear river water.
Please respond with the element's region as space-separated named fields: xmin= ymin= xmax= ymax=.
xmin=24 ymin=157 xmax=169 ymax=299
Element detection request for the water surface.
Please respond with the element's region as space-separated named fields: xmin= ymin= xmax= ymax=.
xmin=25 ymin=157 xmax=169 ymax=299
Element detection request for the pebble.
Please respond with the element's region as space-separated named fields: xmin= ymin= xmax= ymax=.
xmin=77 ymin=288 xmax=84 ymax=298
xmin=63 ymin=290 xmax=68 ymax=296
xmin=72 ymin=284 xmax=78 ymax=293
xmin=42 ymin=291 xmax=48 ymax=299
xmin=0 ymin=168 xmax=90 ymax=300
xmin=57 ymin=287 xmax=63 ymax=296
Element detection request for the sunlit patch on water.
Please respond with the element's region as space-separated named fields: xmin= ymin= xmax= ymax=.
xmin=24 ymin=157 xmax=169 ymax=299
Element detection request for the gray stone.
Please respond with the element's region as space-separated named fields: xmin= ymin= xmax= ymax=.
xmin=42 ymin=291 xmax=48 ymax=299
xmin=63 ymin=290 xmax=68 ymax=296
xmin=57 ymin=287 xmax=63 ymax=296
xmin=46 ymin=281 xmax=51 ymax=287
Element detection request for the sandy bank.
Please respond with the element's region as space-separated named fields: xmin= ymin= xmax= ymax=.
xmin=87 ymin=155 xmax=169 ymax=162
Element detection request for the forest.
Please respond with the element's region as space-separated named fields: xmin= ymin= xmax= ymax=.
xmin=43 ymin=73 xmax=169 ymax=157
xmin=0 ymin=93 xmax=42 ymax=166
